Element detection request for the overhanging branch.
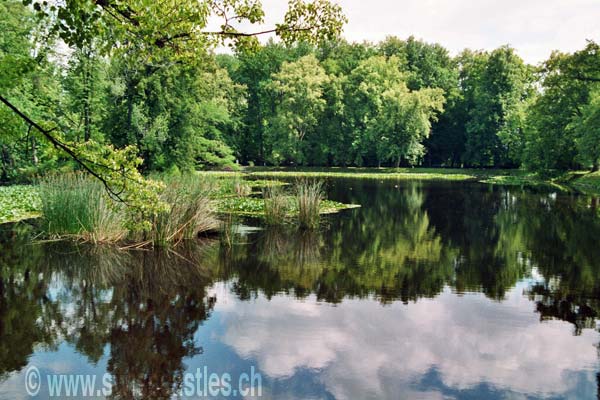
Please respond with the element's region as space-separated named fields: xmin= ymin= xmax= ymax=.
xmin=0 ymin=95 xmax=127 ymax=202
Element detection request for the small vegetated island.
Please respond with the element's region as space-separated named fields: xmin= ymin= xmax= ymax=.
xmin=1 ymin=0 xmax=599 ymax=245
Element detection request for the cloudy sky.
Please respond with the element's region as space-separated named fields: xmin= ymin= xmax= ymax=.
xmin=229 ymin=0 xmax=600 ymax=64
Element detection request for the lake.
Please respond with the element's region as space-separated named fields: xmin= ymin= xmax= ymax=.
xmin=1 ymin=179 xmax=599 ymax=399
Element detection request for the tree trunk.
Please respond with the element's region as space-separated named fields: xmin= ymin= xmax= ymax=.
xmin=83 ymin=53 xmax=92 ymax=142
xmin=1 ymin=145 xmax=13 ymax=180
xmin=31 ymin=136 xmax=38 ymax=165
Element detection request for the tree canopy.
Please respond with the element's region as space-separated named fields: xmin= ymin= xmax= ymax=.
xmin=1 ymin=0 xmax=600 ymax=205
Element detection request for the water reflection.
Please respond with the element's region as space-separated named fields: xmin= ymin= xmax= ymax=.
xmin=0 ymin=180 xmax=600 ymax=399
xmin=0 ymin=238 xmax=219 ymax=398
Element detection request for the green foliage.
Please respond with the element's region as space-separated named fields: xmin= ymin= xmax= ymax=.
xmin=265 ymin=54 xmax=330 ymax=164
xmin=572 ymin=89 xmax=600 ymax=170
xmin=263 ymin=185 xmax=292 ymax=225
xmin=0 ymin=0 xmax=36 ymax=92
xmin=68 ymin=140 xmax=168 ymax=232
xmin=29 ymin=0 xmax=346 ymax=61
xmin=1 ymin=0 xmax=347 ymax=227
xmin=103 ymin=58 xmax=244 ymax=172
xmin=345 ymin=56 xmax=444 ymax=166
xmin=277 ymin=0 xmax=347 ymax=45
xmin=2 ymin=0 xmax=600 ymax=214
xmin=217 ymin=196 xmax=266 ymax=215
xmin=461 ymin=47 xmax=533 ymax=167
xmin=0 ymin=185 xmax=40 ymax=223
xmin=523 ymin=42 xmax=599 ymax=171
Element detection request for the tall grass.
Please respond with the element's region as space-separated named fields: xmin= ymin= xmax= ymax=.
xmin=38 ymin=173 xmax=126 ymax=243
xmin=38 ymin=173 xmax=219 ymax=247
xmin=151 ymin=174 xmax=219 ymax=247
xmin=263 ymin=185 xmax=290 ymax=225
xmin=233 ymin=179 xmax=252 ymax=197
xmin=296 ymin=180 xmax=323 ymax=229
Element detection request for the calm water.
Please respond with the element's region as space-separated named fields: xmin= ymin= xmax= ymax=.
xmin=1 ymin=179 xmax=600 ymax=399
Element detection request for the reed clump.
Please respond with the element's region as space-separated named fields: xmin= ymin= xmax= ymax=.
xmin=263 ymin=185 xmax=290 ymax=225
xmin=39 ymin=173 xmax=220 ymax=247
xmin=296 ymin=180 xmax=323 ymax=229
xmin=151 ymin=174 xmax=219 ymax=247
xmin=38 ymin=173 xmax=126 ymax=243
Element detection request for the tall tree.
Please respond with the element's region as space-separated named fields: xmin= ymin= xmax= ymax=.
xmin=462 ymin=46 xmax=532 ymax=167
xmin=524 ymin=42 xmax=600 ymax=172
xmin=231 ymin=41 xmax=312 ymax=164
xmin=346 ymin=56 xmax=444 ymax=167
xmin=572 ymin=88 xmax=600 ymax=171
xmin=265 ymin=54 xmax=330 ymax=165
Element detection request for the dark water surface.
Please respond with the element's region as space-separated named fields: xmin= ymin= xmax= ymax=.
xmin=1 ymin=179 xmax=600 ymax=399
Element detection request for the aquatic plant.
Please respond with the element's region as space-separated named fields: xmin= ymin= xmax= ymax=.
xmin=296 ymin=180 xmax=323 ymax=229
xmin=263 ymin=185 xmax=291 ymax=225
xmin=234 ymin=179 xmax=252 ymax=197
xmin=0 ymin=185 xmax=41 ymax=224
xmin=150 ymin=174 xmax=218 ymax=247
xmin=38 ymin=173 xmax=126 ymax=243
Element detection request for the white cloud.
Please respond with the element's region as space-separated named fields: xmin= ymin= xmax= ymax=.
xmin=216 ymin=285 xmax=599 ymax=399
xmin=216 ymin=0 xmax=600 ymax=64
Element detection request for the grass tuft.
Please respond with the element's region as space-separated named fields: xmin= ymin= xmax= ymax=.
xmin=38 ymin=173 xmax=126 ymax=243
xmin=296 ymin=180 xmax=323 ymax=229
xmin=263 ymin=185 xmax=291 ymax=225
xmin=151 ymin=174 xmax=219 ymax=247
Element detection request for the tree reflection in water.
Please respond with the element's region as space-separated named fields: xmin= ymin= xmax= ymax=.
xmin=0 ymin=233 xmax=218 ymax=398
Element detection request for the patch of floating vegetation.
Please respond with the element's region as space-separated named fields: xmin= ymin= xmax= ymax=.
xmin=247 ymin=170 xmax=476 ymax=181
xmin=216 ymin=196 xmax=360 ymax=218
xmin=0 ymin=185 xmax=41 ymax=224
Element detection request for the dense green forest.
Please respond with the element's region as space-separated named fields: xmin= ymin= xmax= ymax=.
xmin=1 ymin=0 xmax=600 ymax=182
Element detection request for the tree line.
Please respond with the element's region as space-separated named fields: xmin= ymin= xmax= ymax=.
xmin=1 ymin=0 xmax=599 ymax=183
xmin=224 ymin=37 xmax=600 ymax=171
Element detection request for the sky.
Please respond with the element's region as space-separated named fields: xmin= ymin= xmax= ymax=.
xmin=220 ymin=0 xmax=600 ymax=64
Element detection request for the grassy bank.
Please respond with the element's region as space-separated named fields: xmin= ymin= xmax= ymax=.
xmin=243 ymin=166 xmax=537 ymax=180
xmin=242 ymin=167 xmax=593 ymax=192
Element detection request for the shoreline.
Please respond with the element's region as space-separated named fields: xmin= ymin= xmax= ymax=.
xmin=2 ymin=168 xmax=600 ymax=225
